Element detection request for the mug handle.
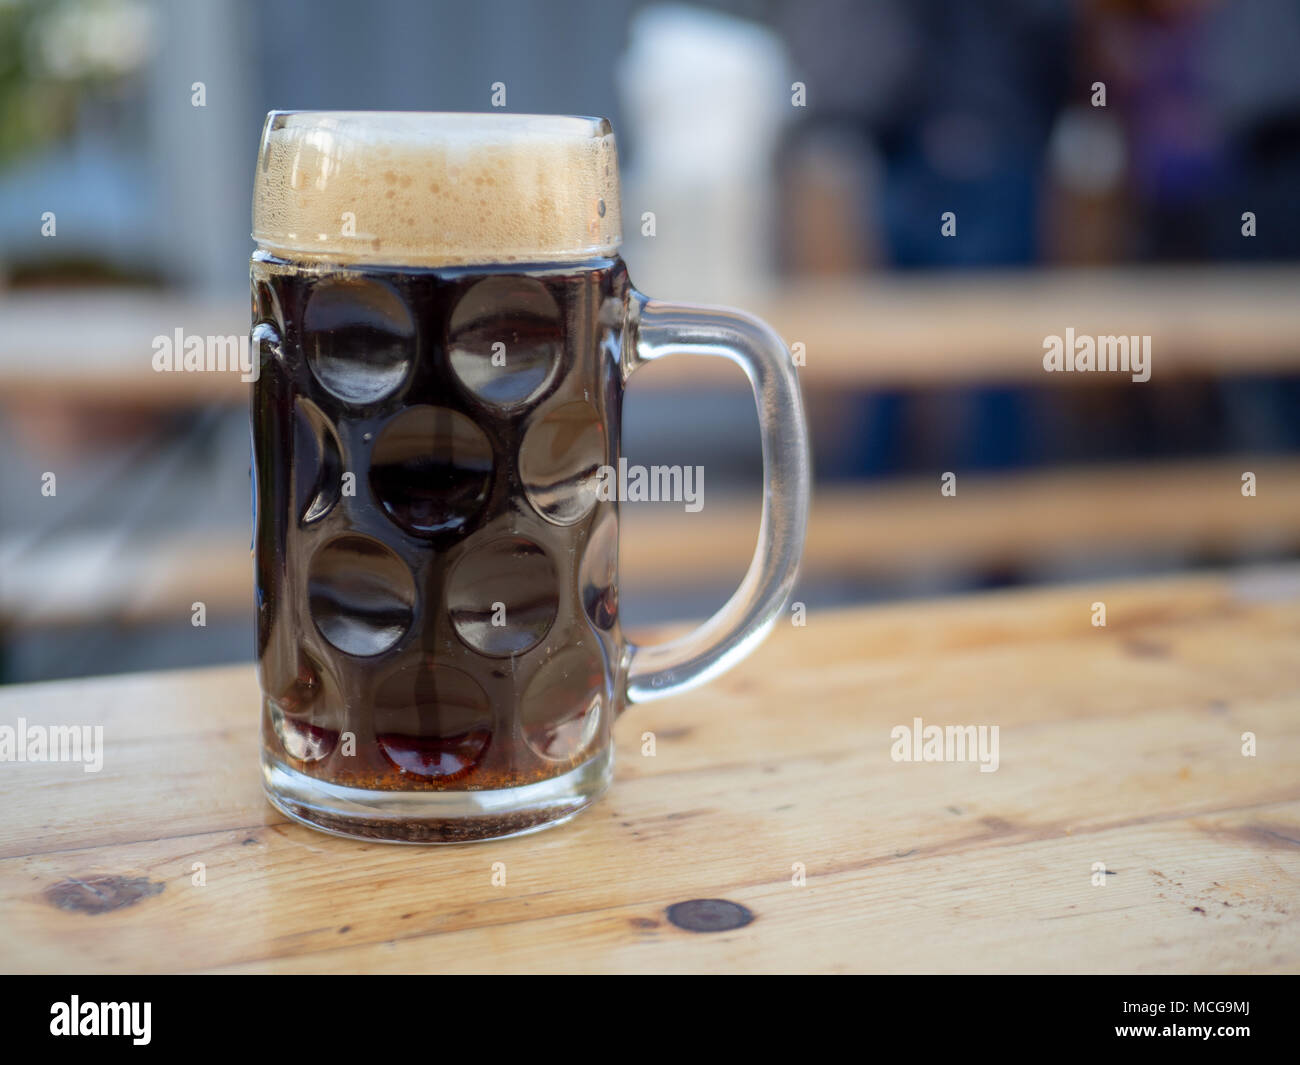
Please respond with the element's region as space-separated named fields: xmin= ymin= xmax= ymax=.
xmin=621 ymin=291 xmax=811 ymax=704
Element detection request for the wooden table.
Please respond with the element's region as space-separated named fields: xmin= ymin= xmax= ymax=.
xmin=2 ymin=571 xmax=1298 ymax=973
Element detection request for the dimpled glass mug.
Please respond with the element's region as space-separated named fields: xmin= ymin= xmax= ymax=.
xmin=250 ymin=112 xmax=809 ymax=842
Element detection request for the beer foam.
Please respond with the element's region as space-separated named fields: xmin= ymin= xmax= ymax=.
xmin=253 ymin=112 xmax=622 ymax=266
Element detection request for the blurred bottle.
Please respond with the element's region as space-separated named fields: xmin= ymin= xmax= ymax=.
xmin=616 ymin=4 xmax=789 ymax=305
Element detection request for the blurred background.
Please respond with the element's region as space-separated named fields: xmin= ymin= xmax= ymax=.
xmin=1 ymin=0 xmax=1298 ymax=682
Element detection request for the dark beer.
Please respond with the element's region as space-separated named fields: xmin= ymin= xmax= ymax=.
xmin=252 ymin=254 xmax=626 ymax=839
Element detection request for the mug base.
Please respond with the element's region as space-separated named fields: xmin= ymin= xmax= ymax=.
xmin=262 ymin=747 xmax=613 ymax=843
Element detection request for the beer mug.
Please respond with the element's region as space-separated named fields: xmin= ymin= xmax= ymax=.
xmin=250 ymin=112 xmax=809 ymax=841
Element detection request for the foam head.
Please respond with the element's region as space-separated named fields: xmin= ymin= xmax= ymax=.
xmin=253 ymin=111 xmax=622 ymax=267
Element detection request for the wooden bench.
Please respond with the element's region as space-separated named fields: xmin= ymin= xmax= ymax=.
xmin=2 ymin=267 xmax=1298 ymax=405
xmin=2 ymin=571 xmax=1296 ymax=972
xmin=4 ymin=458 xmax=1298 ymax=627
xmin=2 ymin=269 xmax=1296 ymax=632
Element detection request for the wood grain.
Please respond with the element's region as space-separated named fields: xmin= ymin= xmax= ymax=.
xmin=1 ymin=571 xmax=1297 ymax=973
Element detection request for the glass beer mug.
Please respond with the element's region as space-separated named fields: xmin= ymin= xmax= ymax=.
xmin=250 ymin=112 xmax=809 ymax=842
